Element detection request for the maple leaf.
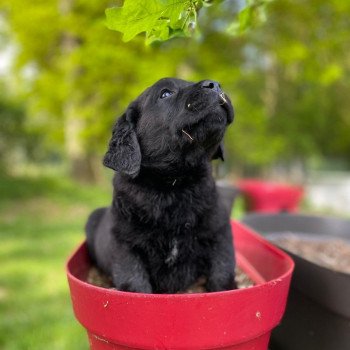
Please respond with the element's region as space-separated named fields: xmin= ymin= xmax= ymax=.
xmin=106 ymin=0 xmax=199 ymax=44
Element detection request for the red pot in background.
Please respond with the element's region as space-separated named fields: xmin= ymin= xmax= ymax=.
xmin=66 ymin=221 xmax=294 ymax=350
xmin=238 ymin=179 xmax=304 ymax=213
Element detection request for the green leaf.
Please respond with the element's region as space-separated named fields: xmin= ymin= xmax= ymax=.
xmin=105 ymin=0 xmax=200 ymax=44
xmin=227 ymin=0 xmax=273 ymax=36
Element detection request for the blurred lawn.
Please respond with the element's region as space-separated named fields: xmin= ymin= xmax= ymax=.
xmin=0 ymin=175 xmax=111 ymax=350
xmin=2 ymin=172 xmax=346 ymax=350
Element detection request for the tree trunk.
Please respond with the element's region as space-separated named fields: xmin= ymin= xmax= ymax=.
xmin=60 ymin=0 xmax=100 ymax=183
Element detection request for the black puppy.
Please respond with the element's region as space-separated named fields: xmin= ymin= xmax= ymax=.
xmin=86 ymin=78 xmax=236 ymax=293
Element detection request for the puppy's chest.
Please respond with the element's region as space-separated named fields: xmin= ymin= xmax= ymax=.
xmin=117 ymin=186 xmax=215 ymax=264
xmin=132 ymin=188 xmax=212 ymax=227
xmin=140 ymin=221 xmax=212 ymax=266
xmin=164 ymin=238 xmax=180 ymax=266
xmin=142 ymin=227 xmax=212 ymax=293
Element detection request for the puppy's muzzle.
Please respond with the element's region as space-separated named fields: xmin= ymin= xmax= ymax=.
xmin=201 ymin=80 xmax=222 ymax=93
xmin=186 ymin=80 xmax=223 ymax=110
xmin=200 ymin=80 xmax=228 ymax=105
xmin=186 ymin=80 xmax=231 ymax=118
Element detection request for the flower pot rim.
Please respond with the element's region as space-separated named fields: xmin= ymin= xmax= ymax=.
xmin=238 ymin=178 xmax=303 ymax=190
xmin=66 ymin=220 xmax=294 ymax=350
xmin=242 ymin=212 xmax=350 ymax=224
xmin=66 ymin=221 xmax=294 ymax=299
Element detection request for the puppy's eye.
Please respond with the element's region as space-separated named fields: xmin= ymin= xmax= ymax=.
xmin=160 ymin=89 xmax=174 ymax=99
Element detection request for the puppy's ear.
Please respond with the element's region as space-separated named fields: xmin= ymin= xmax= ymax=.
xmin=103 ymin=106 xmax=141 ymax=177
xmin=212 ymin=142 xmax=225 ymax=161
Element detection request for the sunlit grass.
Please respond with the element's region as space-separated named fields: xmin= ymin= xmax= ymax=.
xmin=0 ymin=174 xmax=111 ymax=350
xmin=0 ymin=173 xmax=246 ymax=349
xmin=1 ymin=172 xmax=347 ymax=349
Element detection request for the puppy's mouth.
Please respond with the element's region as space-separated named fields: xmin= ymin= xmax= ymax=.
xmin=219 ymin=92 xmax=231 ymax=116
xmin=187 ymin=90 xmax=232 ymax=119
xmin=178 ymin=87 xmax=233 ymax=145
xmin=217 ymin=92 xmax=235 ymax=124
xmin=180 ymin=116 xmax=224 ymax=147
xmin=181 ymin=102 xmax=228 ymax=142
xmin=219 ymin=92 xmax=228 ymax=105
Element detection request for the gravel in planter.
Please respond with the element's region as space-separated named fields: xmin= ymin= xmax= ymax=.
xmin=242 ymin=213 xmax=350 ymax=350
xmin=86 ymin=265 xmax=255 ymax=292
xmin=271 ymin=234 xmax=350 ymax=274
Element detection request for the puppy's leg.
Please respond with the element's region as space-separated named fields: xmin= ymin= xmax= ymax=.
xmin=111 ymin=244 xmax=152 ymax=293
xmin=85 ymin=207 xmax=108 ymax=263
xmin=206 ymin=225 xmax=237 ymax=292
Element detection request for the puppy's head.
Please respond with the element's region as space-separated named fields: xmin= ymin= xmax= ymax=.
xmin=103 ymin=78 xmax=234 ymax=177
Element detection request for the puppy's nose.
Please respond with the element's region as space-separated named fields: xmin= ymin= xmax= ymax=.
xmin=201 ymin=80 xmax=221 ymax=93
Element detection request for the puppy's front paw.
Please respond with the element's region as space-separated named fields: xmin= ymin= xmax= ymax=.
xmin=110 ymin=249 xmax=153 ymax=293
xmin=112 ymin=270 xmax=153 ymax=293
xmin=117 ymin=280 xmax=153 ymax=293
xmin=206 ymin=271 xmax=237 ymax=292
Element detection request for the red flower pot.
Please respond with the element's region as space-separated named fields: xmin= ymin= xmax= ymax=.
xmin=238 ymin=179 xmax=304 ymax=213
xmin=66 ymin=221 xmax=294 ymax=350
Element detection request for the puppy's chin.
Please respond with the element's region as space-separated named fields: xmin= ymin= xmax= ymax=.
xmin=179 ymin=107 xmax=227 ymax=146
xmin=185 ymin=88 xmax=233 ymax=123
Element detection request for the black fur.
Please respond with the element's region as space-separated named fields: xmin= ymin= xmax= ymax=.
xmin=86 ymin=78 xmax=236 ymax=293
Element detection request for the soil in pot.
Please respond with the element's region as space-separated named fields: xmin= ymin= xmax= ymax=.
xmin=86 ymin=265 xmax=255 ymax=292
xmin=270 ymin=234 xmax=350 ymax=274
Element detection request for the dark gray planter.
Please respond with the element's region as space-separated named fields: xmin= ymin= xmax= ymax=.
xmin=242 ymin=213 xmax=350 ymax=350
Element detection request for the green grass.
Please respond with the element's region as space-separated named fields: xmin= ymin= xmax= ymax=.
xmin=1 ymin=173 xmax=347 ymax=350
xmin=0 ymin=174 xmax=111 ymax=350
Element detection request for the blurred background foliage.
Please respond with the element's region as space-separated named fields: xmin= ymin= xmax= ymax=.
xmin=0 ymin=1 xmax=350 ymax=349
xmin=0 ymin=0 xmax=349 ymax=182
